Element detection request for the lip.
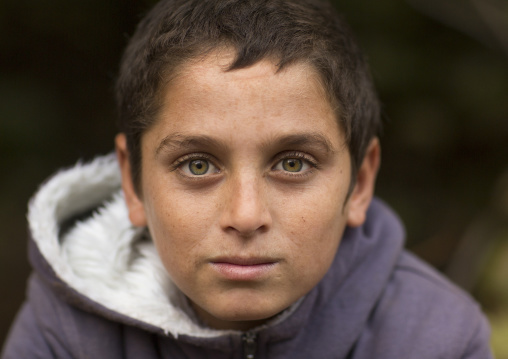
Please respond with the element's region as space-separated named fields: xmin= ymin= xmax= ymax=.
xmin=210 ymin=257 xmax=278 ymax=281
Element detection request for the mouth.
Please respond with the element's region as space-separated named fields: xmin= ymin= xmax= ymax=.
xmin=210 ymin=257 xmax=278 ymax=281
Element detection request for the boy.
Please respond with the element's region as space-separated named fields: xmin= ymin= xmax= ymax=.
xmin=2 ymin=0 xmax=493 ymax=358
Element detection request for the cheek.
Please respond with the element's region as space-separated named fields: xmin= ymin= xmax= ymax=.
xmin=142 ymin=191 xmax=214 ymax=274
xmin=291 ymin=216 xmax=344 ymax=275
xmin=277 ymin=185 xmax=347 ymax=276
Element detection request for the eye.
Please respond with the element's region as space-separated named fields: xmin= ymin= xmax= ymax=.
xmin=177 ymin=157 xmax=220 ymax=176
xmin=273 ymin=156 xmax=312 ymax=173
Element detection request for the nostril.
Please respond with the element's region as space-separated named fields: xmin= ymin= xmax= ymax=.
xmin=219 ymin=176 xmax=272 ymax=236
xmin=225 ymin=208 xmax=269 ymax=236
xmin=225 ymin=222 xmax=270 ymax=238
xmin=221 ymin=200 xmax=272 ymax=237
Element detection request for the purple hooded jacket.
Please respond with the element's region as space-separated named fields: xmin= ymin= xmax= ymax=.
xmin=2 ymin=155 xmax=493 ymax=358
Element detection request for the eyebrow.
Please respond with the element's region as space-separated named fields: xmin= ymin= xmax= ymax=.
xmin=155 ymin=133 xmax=227 ymax=156
xmin=155 ymin=132 xmax=337 ymax=157
xmin=263 ymin=133 xmax=337 ymax=155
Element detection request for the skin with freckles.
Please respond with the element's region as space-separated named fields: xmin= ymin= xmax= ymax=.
xmin=116 ymin=51 xmax=380 ymax=331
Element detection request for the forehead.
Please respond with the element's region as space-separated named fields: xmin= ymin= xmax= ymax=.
xmin=177 ymin=53 xmax=326 ymax=99
xmin=141 ymin=50 xmax=346 ymax=158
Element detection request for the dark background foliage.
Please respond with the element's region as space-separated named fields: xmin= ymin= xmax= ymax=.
xmin=1 ymin=0 xmax=507 ymax=354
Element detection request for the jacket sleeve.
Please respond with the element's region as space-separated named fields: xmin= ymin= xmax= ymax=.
xmin=460 ymin=313 xmax=494 ymax=359
xmin=1 ymin=274 xmax=75 ymax=359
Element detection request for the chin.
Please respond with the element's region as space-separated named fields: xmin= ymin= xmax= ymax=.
xmin=194 ymin=298 xmax=290 ymax=330
xmin=221 ymin=307 xmax=277 ymax=321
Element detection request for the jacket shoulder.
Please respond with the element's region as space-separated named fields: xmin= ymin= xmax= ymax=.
xmin=2 ymin=273 xmax=124 ymax=359
xmin=353 ymin=251 xmax=493 ymax=359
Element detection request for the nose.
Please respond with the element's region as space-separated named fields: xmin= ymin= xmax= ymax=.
xmin=220 ymin=173 xmax=272 ymax=237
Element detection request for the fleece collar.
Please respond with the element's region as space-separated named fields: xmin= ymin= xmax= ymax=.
xmin=27 ymin=154 xmax=299 ymax=339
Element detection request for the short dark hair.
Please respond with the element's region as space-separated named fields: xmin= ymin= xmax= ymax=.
xmin=116 ymin=0 xmax=381 ymax=193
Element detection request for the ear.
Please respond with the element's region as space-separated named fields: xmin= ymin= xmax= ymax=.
xmin=115 ymin=133 xmax=148 ymax=227
xmin=346 ymin=137 xmax=381 ymax=227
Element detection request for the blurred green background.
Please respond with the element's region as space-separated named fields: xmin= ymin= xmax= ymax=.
xmin=1 ymin=0 xmax=507 ymax=356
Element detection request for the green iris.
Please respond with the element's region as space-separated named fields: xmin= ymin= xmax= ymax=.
xmin=189 ymin=160 xmax=209 ymax=175
xmin=282 ymin=158 xmax=303 ymax=172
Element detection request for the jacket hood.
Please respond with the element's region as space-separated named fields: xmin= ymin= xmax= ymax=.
xmin=27 ymin=154 xmax=405 ymax=349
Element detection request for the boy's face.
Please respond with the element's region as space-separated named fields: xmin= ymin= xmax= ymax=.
xmin=117 ymin=51 xmax=378 ymax=330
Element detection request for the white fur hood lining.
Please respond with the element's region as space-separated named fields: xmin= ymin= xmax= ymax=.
xmin=28 ymin=155 xmax=298 ymax=338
